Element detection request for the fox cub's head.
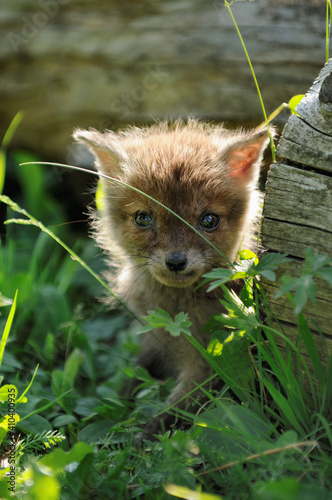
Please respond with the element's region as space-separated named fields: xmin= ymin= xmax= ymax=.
xmin=74 ymin=120 xmax=271 ymax=288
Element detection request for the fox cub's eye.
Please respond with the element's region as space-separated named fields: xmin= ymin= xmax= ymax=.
xmin=200 ymin=212 xmax=220 ymax=231
xmin=134 ymin=211 xmax=154 ymax=228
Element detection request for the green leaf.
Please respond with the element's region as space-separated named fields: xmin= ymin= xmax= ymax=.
xmin=201 ymin=268 xmax=234 ymax=291
xmin=23 ymin=461 xmax=60 ymax=500
xmin=252 ymin=252 xmax=291 ymax=278
xmin=207 ymin=329 xmax=250 ymax=358
xmin=293 ymin=274 xmax=316 ymax=314
xmin=203 ymin=253 xmax=291 ymax=293
xmin=0 ymin=385 xmax=17 ymax=403
xmin=275 ymin=275 xmax=297 ymax=299
xmin=65 ymin=453 xmax=96 ymax=498
xmin=315 ymin=266 xmax=332 ymax=285
xmin=260 ymin=270 xmax=276 ymax=281
xmin=288 ymin=94 xmax=305 ymax=115
xmin=0 ymin=414 xmax=20 ymax=443
xmin=64 ymin=348 xmax=84 ymax=388
xmin=217 ymin=285 xmax=260 ymax=332
xmin=0 ymin=426 xmax=6 ymax=445
xmin=40 ymin=441 xmax=93 ymax=471
xmin=139 ymin=308 xmax=192 ymax=337
xmin=0 ymin=473 xmax=13 ymax=499
xmin=51 ymin=349 xmax=83 ymax=411
xmin=17 ymin=412 xmax=52 ymax=435
xmin=206 ymin=329 xmax=253 ymax=389
xmin=238 ymin=248 xmax=258 ymax=261
xmin=52 ymin=414 xmax=78 ymax=427
xmin=78 ymin=420 xmax=114 ymax=443
xmin=74 ymin=397 xmax=100 ymax=418
xmin=275 ymin=430 xmax=298 ymax=447
xmin=165 ymin=484 xmax=222 ymax=500
xmin=254 ymin=477 xmax=300 ymax=500
xmin=275 ymin=248 xmax=329 ymax=314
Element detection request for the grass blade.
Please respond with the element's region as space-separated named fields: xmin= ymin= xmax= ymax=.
xmin=223 ymin=2 xmax=275 ymax=160
xmin=0 ymin=111 xmax=24 ymax=194
xmin=16 ymin=364 xmax=39 ymax=404
xmin=19 ymin=390 xmax=73 ymax=422
xmin=326 ymin=0 xmax=331 ymax=62
xmin=262 ymin=379 xmax=305 ymax=435
xmin=297 ymin=314 xmax=325 ymax=384
xmin=0 ymin=290 xmax=17 ymax=370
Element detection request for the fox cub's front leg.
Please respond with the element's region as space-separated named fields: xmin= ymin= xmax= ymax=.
xmin=137 ymin=333 xmax=212 ymax=440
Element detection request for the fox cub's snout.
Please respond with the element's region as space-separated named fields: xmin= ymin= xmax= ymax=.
xmin=74 ymin=120 xmax=272 ymax=439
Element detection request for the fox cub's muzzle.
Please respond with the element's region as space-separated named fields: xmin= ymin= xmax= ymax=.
xmin=165 ymin=252 xmax=188 ymax=272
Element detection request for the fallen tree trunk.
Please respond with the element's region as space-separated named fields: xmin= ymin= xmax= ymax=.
xmin=261 ymin=59 xmax=332 ymax=371
xmin=0 ymin=0 xmax=327 ymax=159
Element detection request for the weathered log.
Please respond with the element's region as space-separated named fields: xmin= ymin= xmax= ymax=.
xmin=262 ymin=260 xmax=332 ymax=337
xmin=263 ymin=163 xmax=332 ymax=233
xmin=0 ymin=0 xmax=328 ymax=159
xmin=261 ymin=59 xmax=332 ymax=368
xmin=276 ymin=59 xmax=332 ymax=170
xmin=261 ymin=162 xmax=332 ymax=257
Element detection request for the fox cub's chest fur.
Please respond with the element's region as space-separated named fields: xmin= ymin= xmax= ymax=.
xmin=74 ymin=120 xmax=270 ymax=439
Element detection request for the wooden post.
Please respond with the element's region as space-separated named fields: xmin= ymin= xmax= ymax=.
xmin=261 ymin=59 xmax=332 ymax=368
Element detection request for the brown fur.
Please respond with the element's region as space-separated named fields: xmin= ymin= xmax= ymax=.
xmin=73 ymin=119 xmax=271 ymax=439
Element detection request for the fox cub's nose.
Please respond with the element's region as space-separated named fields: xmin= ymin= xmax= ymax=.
xmin=165 ymin=252 xmax=188 ymax=272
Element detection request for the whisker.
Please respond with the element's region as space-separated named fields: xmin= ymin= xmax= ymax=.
xmin=124 ymin=267 xmax=150 ymax=302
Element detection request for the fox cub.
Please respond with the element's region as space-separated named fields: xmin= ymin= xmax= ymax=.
xmin=74 ymin=120 xmax=271 ymax=439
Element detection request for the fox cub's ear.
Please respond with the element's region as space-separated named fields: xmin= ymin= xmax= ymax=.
xmin=73 ymin=129 xmax=126 ymax=178
xmin=226 ymin=128 xmax=274 ymax=185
